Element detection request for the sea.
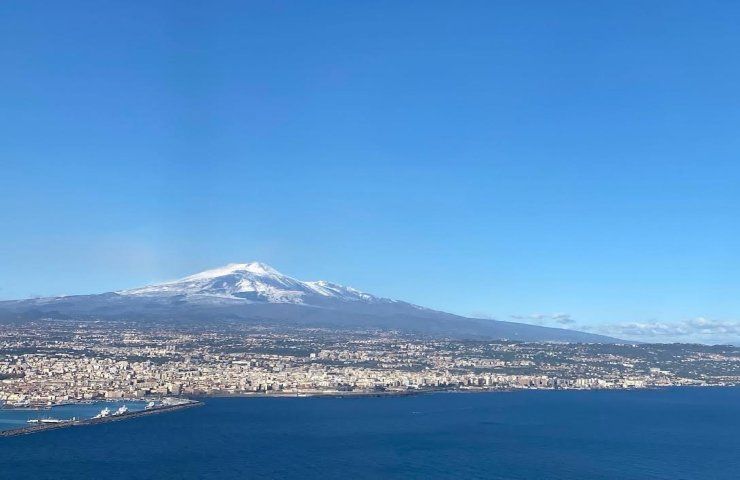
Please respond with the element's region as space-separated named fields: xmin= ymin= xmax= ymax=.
xmin=1 ymin=387 xmax=738 ymax=480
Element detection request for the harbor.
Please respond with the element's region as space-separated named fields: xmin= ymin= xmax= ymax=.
xmin=0 ymin=398 xmax=201 ymax=437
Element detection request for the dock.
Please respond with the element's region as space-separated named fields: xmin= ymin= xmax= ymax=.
xmin=0 ymin=399 xmax=202 ymax=437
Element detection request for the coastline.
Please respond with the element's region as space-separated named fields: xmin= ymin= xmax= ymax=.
xmin=194 ymin=382 xmax=737 ymax=400
xmin=0 ymin=389 xmax=592 ymax=438
xmin=3 ymin=384 xmax=736 ymax=437
xmin=0 ymin=399 xmax=202 ymax=438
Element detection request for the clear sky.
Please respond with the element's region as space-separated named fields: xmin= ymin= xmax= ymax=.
xmin=2 ymin=1 xmax=739 ymax=343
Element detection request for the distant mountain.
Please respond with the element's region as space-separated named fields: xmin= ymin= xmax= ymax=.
xmin=119 ymin=262 xmax=384 ymax=305
xmin=0 ymin=262 xmax=622 ymax=343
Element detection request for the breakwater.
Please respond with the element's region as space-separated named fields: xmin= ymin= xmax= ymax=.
xmin=0 ymin=400 xmax=202 ymax=437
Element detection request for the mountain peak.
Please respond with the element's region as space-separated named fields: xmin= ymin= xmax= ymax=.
xmin=234 ymin=262 xmax=280 ymax=275
xmin=1 ymin=262 xmax=623 ymax=343
xmin=185 ymin=262 xmax=282 ymax=280
xmin=118 ymin=262 xmax=383 ymax=306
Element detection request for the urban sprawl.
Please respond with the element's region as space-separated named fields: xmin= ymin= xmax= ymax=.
xmin=1 ymin=320 xmax=738 ymax=407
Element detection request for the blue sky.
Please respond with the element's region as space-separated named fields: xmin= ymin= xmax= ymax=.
xmin=2 ymin=1 xmax=739 ymax=343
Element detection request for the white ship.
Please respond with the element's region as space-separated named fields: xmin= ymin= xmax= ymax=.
xmin=93 ymin=407 xmax=111 ymax=419
xmin=112 ymin=405 xmax=128 ymax=416
xmin=27 ymin=417 xmax=74 ymax=424
xmin=145 ymin=401 xmax=156 ymax=410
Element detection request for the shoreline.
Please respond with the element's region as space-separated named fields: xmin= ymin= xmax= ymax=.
xmin=194 ymin=382 xmax=737 ymax=400
xmin=4 ymin=382 xmax=735 ymax=408
xmin=0 ymin=399 xmax=202 ymax=438
xmin=3 ymin=385 xmax=737 ymax=437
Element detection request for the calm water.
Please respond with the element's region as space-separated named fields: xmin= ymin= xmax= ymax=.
xmin=1 ymin=388 xmax=738 ymax=479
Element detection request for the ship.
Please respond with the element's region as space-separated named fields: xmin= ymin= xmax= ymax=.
xmin=93 ymin=407 xmax=111 ymax=419
xmin=112 ymin=405 xmax=128 ymax=416
xmin=27 ymin=417 xmax=75 ymax=424
xmin=145 ymin=401 xmax=156 ymax=410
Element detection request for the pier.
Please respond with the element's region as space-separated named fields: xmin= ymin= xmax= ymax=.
xmin=0 ymin=399 xmax=202 ymax=437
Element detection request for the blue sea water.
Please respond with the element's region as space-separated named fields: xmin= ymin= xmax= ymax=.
xmin=1 ymin=388 xmax=738 ymax=479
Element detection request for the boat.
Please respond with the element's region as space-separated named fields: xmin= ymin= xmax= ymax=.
xmin=145 ymin=401 xmax=156 ymax=410
xmin=39 ymin=418 xmax=62 ymax=424
xmin=112 ymin=405 xmax=128 ymax=416
xmin=93 ymin=407 xmax=111 ymax=419
xmin=27 ymin=417 xmax=73 ymax=424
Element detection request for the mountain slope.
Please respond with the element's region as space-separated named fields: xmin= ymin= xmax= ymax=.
xmin=0 ymin=262 xmax=622 ymax=343
xmin=118 ymin=262 xmax=383 ymax=306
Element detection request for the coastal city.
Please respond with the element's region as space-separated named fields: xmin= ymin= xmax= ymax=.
xmin=1 ymin=319 xmax=738 ymax=407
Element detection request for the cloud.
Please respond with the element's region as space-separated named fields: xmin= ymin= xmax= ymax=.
xmin=510 ymin=313 xmax=575 ymax=326
xmin=476 ymin=312 xmax=738 ymax=344
xmin=590 ymin=317 xmax=740 ymax=344
xmin=551 ymin=313 xmax=575 ymax=325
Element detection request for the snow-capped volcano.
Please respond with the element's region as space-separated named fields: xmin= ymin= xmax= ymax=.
xmin=0 ymin=262 xmax=622 ymax=343
xmin=119 ymin=262 xmax=383 ymax=306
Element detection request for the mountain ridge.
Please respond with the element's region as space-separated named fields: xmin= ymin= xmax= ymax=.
xmin=0 ymin=262 xmax=622 ymax=343
xmin=117 ymin=261 xmax=386 ymax=305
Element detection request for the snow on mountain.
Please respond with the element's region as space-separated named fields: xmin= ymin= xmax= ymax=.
xmin=118 ymin=262 xmax=386 ymax=306
xmin=0 ymin=261 xmax=624 ymax=342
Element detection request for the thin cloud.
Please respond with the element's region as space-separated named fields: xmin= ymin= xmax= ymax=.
xmin=510 ymin=313 xmax=575 ymax=326
xmin=551 ymin=313 xmax=575 ymax=325
xmin=590 ymin=317 xmax=740 ymax=344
